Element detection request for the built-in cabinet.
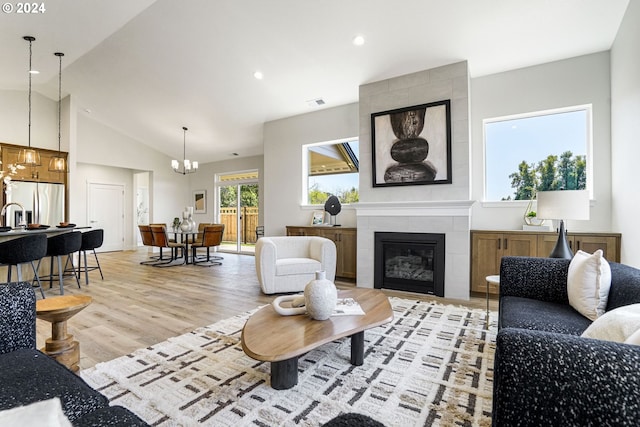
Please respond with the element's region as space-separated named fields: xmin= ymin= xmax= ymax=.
xmin=471 ymin=230 xmax=621 ymax=295
xmin=0 ymin=144 xmax=67 ymax=185
xmin=286 ymin=226 xmax=357 ymax=280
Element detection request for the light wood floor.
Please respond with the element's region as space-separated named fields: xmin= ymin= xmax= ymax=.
xmin=34 ymin=248 xmax=497 ymax=370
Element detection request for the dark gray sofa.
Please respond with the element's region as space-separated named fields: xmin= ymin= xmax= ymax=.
xmin=493 ymin=256 xmax=640 ymax=427
xmin=0 ymin=281 xmax=148 ymax=426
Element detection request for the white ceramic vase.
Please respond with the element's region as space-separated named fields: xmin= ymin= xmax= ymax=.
xmin=304 ymin=271 xmax=337 ymax=320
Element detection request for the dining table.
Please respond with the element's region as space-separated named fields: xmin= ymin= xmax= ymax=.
xmin=169 ymin=230 xmax=200 ymax=264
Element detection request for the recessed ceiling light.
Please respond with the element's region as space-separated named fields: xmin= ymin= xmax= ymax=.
xmin=29 ymin=70 xmax=39 ymax=74
xmin=352 ymin=35 xmax=365 ymax=46
xmin=253 ymin=71 xmax=263 ymax=80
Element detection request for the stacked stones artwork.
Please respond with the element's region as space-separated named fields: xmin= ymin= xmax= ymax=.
xmin=384 ymin=106 xmax=437 ymax=183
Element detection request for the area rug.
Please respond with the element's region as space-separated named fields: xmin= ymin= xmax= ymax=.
xmin=81 ymin=298 xmax=497 ymax=426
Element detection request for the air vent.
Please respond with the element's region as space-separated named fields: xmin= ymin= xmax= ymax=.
xmin=306 ymin=98 xmax=326 ymax=107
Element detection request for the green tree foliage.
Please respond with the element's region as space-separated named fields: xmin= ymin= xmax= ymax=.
xmin=308 ymin=183 xmax=359 ymax=205
xmin=220 ymin=184 xmax=259 ymax=208
xmin=506 ymin=151 xmax=586 ymax=200
xmin=537 ymin=155 xmax=559 ymax=191
xmin=508 ymin=161 xmax=537 ymax=201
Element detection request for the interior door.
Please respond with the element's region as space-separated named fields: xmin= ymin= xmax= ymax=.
xmin=88 ymin=182 xmax=125 ymax=252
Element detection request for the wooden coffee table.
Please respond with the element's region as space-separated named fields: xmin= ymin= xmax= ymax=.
xmin=36 ymin=295 xmax=92 ymax=373
xmin=241 ymin=288 xmax=393 ymax=390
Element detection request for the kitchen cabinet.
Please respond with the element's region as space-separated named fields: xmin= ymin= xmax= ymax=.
xmin=1 ymin=144 xmax=67 ymax=185
xmin=286 ymin=226 xmax=357 ymax=280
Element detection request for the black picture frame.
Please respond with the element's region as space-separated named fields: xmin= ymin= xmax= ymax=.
xmin=371 ymin=99 xmax=452 ymax=187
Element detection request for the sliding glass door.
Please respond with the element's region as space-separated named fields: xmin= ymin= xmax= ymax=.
xmin=217 ymin=172 xmax=259 ymax=254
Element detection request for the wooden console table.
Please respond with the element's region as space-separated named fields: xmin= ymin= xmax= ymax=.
xmin=286 ymin=226 xmax=356 ymax=279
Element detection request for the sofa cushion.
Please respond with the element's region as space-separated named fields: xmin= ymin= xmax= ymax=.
xmin=581 ymin=303 xmax=640 ymax=343
xmin=567 ymin=250 xmax=611 ymax=321
xmin=606 ymin=262 xmax=640 ymax=311
xmin=0 ymin=349 xmax=108 ymax=422
xmin=275 ymin=258 xmax=321 ymax=276
xmin=500 ymin=296 xmax=592 ymax=335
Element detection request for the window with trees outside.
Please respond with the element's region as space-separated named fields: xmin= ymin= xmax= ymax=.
xmin=484 ymin=106 xmax=590 ymax=201
xmin=305 ymin=139 xmax=359 ymax=205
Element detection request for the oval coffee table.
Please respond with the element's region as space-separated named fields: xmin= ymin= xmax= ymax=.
xmin=36 ymin=294 xmax=92 ymax=373
xmin=241 ymin=288 xmax=393 ymax=390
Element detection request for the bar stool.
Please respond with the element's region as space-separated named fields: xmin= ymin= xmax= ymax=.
xmin=0 ymin=234 xmax=47 ymax=298
xmin=39 ymin=232 xmax=82 ymax=295
xmin=76 ymin=229 xmax=104 ymax=285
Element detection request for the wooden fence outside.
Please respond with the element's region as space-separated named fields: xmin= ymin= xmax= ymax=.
xmin=219 ymin=207 xmax=260 ymax=244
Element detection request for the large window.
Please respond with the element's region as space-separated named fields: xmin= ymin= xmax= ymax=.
xmin=304 ymin=139 xmax=359 ymax=205
xmin=484 ymin=106 xmax=591 ymax=201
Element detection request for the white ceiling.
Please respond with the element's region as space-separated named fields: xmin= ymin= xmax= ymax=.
xmin=0 ymin=0 xmax=629 ymax=164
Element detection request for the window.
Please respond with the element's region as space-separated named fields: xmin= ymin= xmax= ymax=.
xmin=484 ymin=106 xmax=591 ymax=201
xmin=303 ymin=139 xmax=359 ymax=205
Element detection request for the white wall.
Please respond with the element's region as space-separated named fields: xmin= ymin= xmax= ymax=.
xmin=470 ymin=52 xmax=613 ymax=233
xmin=611 ymin=1 xmax=640 ymax=267
xmin=188 ymin=155 xmax=264 ymax=226
xmin=263 ymin=103 xmax=359 ymax=236
xmin=0 ymin=90 xmax=58 ymax=150
xmin=359 ymin=62 xmax=471 ymax=203
xmin=74 ymin=114 xmax=185 ymax=248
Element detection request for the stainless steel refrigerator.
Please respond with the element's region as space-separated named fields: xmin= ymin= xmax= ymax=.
xmin=7 ymin=182 xmax=65 ymax=227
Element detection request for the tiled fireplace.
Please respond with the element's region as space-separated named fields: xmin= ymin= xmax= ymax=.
xmin=356 ymin=201 xmax=474 ymax=300
xmin=374 ymin=231 xmax=445 ymax=296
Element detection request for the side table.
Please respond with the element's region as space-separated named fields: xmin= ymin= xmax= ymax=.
xmin=485 ymin=275 xmax=500 ymax=329
xmin=36 ymin=295 xmax=92 ymax=373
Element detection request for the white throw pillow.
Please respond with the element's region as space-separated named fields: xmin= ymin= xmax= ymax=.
xmin=0 ymin=398 xmax=72 ymax=427
xmin=625 ymin=327 xmax=640 ymax=346
xmin=567 ymin=249 xmax=611 ymax=321
xmin=581 ymin=303 xmax=640 ymax=343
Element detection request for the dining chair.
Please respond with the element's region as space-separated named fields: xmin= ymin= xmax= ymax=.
xmin=192 ymin=223 xmax=212 ymax=245
xmin=138 ymin=225 xmax=161 ymax=265
xmin=191 ymin=224 xmax=225 ymax=266
xmin=149 ymin=225 xmax=185 ymax=267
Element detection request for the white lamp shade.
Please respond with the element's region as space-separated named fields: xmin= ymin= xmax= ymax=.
xmin=192 ymin=161 xmax=198 ymax=170
xmin=171 ymin=159 xmax=179 ymax=169
xmin=536 ymin=190 xmax=590 ymax=221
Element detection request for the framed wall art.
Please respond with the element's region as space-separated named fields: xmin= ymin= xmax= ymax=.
xmin=371 ymin=99 xmax=452 ymax=187
xmin=193 ymin=190 xmax=206 ymax=213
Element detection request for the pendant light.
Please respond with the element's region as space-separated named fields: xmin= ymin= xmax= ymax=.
xmin=17 ymin=36 xmax=41 ymax=166
xmin=171 ymin=127 xmax=198 ymax=174
xmin=49 ymin=52 xmax=67 ymax=173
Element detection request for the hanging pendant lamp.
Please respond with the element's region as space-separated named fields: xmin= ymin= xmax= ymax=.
xmin=49 ymin=52 xmax=67 ymax=173
xmin=17 ymin=36 xmax=41 ymax=166
xmin=171 ymin=126 xmax=198 ymax=174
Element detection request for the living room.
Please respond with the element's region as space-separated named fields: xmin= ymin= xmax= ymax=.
xmin=0 ymin=2 xmax=637 ymax=279
xmin=0 ymin=1 xmax=639 ymax=425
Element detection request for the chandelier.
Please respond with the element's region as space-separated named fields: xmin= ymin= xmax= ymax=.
xmin=49 ymin=51 xmax=67 ymax=173
xmin=17 ymin=36 xmax=41 ymax=166
xmin=171 ymin=126 xmax=198 ymax=174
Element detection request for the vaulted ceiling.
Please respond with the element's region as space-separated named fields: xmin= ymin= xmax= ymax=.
xmin=0 ymin=0 xmax=629 ymax=164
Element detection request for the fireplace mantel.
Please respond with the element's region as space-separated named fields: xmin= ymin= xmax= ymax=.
xmin=355 ymin=200 xmax=475 ymax=217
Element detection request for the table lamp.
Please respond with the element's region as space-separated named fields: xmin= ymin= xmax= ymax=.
xmin=536 ymin=190 xmax=590 ymax=259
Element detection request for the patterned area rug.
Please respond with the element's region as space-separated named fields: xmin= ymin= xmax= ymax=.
xmin=81 ymin=298 xmax=497 ymax=426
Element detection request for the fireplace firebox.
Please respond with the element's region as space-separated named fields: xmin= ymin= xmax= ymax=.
xmin=374 ymin=232 xmax=445 ymax=296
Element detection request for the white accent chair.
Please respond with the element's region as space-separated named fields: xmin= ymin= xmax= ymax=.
xmin=255 ymin=236 xmax=337 ymax=294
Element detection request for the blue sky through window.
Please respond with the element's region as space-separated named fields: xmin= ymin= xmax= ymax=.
xmin=485 ymin=109 xmax=588 ymax=201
